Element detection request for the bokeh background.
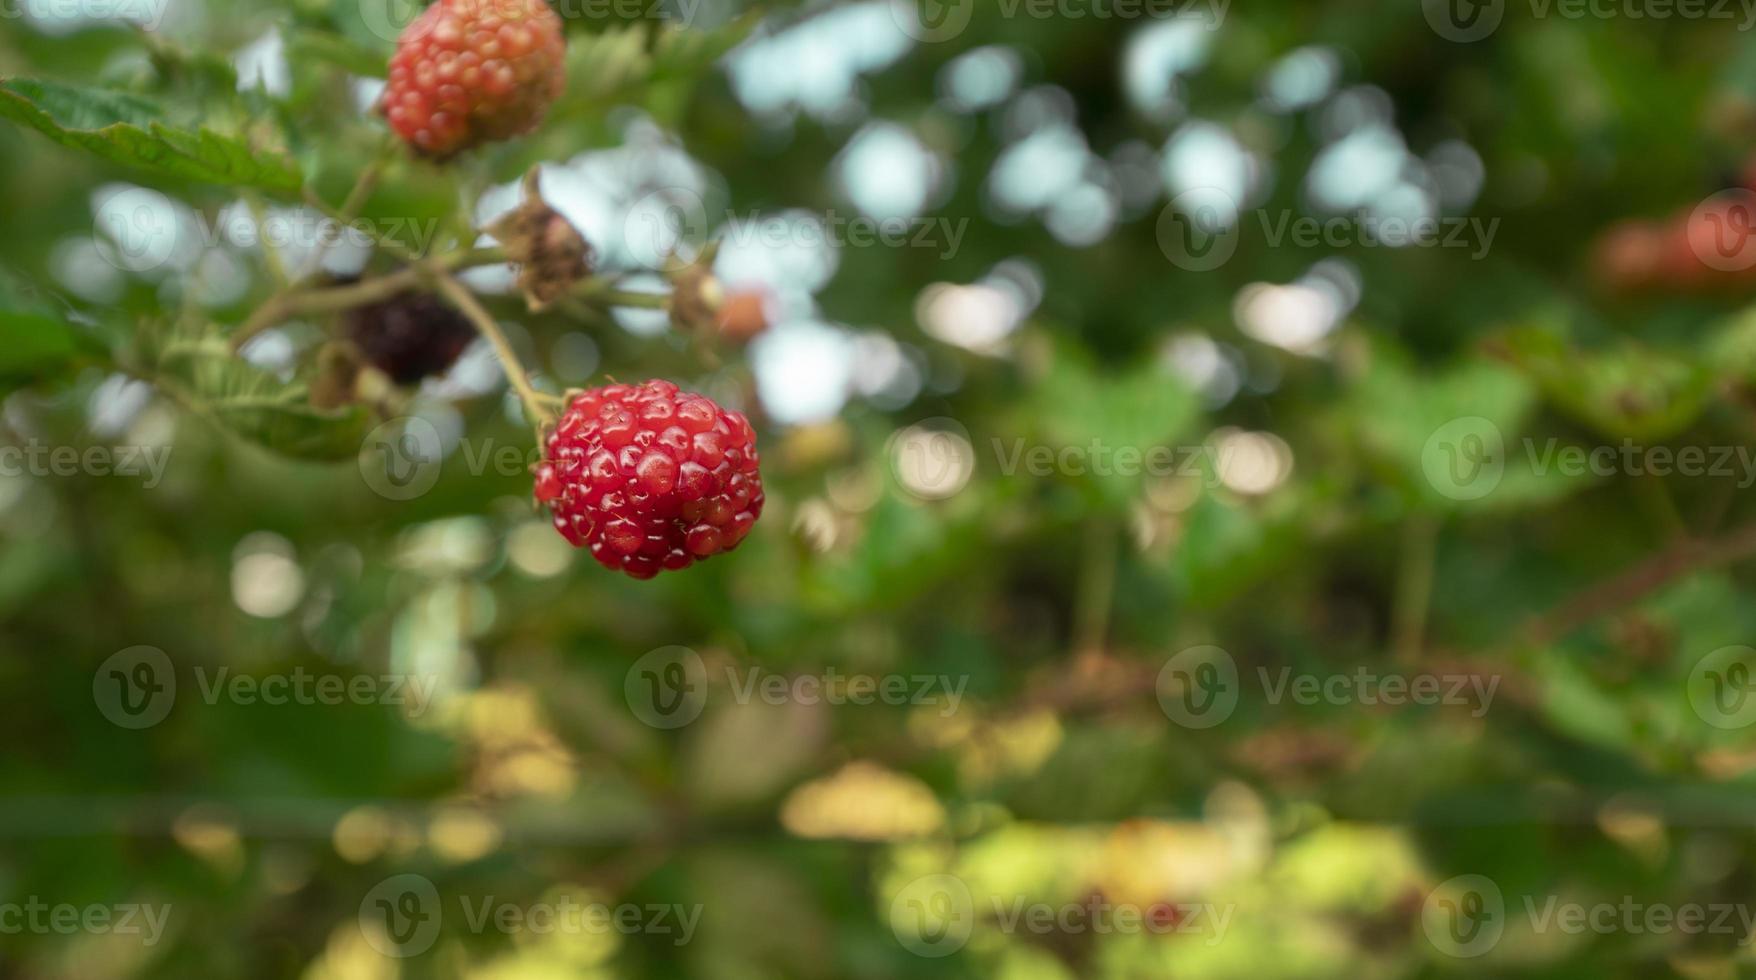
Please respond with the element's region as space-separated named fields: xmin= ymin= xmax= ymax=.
xmin=8 ymin=0 xmax=1756 ymax=975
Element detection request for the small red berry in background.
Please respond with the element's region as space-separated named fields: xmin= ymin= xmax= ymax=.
xmin=383 ymin=0 xmax=567 ymax=159
xmin=536 ymin=380 xmax=764 ymax=579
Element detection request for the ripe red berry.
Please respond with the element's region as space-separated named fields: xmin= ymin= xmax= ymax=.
xmin=536 ymin=380 xmax=764 ymax=579
xmin=383 ymin=0 xmax=567 ymax=159
xmin=343 ymin=288 xmax=477 ymax=383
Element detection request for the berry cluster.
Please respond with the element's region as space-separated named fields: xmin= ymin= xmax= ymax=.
xmin=535 ymin=381 xmax=764 ymax=579
xmin=383 ymin=0 xmax=567 ymax=159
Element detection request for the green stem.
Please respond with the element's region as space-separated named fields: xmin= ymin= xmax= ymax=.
xmin=1392 ymin=515 xmax=1438 ymax=664
xmin=432 ymin=270 xmax=553 ymax=440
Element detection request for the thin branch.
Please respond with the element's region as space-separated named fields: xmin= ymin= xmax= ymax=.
xmin=229 ymin=247 xmax=507 ymax=352
xmin=1072 ymin=519 xmax=1118 ymax=654
xmin=1392 ymin=515 xmax=1438 ymax=664
xmin=230 ymin=267 xmax=425 ymax=352
xmin=432 ymin=269 xmax=554 ymax=437
xmin=294 ymin=144 xmax=394 ymax=282
xmin=1512 ymin=520 xmax=1756 ymax=651
xmin=302 ymin=183 xmax=419 ymax=264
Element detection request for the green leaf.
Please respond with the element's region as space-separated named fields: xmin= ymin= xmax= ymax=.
xmin=650 ymin=13 xmax=761 ymax=80
xmin=147 ymin=327 xmax=368 ymax=461
xmin=0 ymin=271 xmax=90 ymax=384
xmin=0 ymin=78 xmax=301 ymax=194
xmin=286 ymin=29 xmax=389 ymax=80
xmin=1497 ymin=325 xmax=1714 ymax=441
xmin=1348 ymin=339 xmax=1566 ymax=512
xmin=0 ymin=311 xmax=79 ymax=378
xmin=1034 ymin=357 xmax=1199 ymax=457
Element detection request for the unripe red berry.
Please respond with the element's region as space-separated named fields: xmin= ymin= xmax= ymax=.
xmin=383 ymin=0 xmax=567 ymax=159
xmin=716 ymin=287 xmax=770 ymax=343
xmin=536 ymin=380 xmax=764 ymax=579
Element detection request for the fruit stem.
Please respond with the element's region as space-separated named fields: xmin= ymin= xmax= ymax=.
xmin=229 ymin=246 xmax=506 ymax=352
xmin=590 ymin=288 xmax=670 ymax=310
xmin=431 ymin=268 xmax=555 ymax=438
xmin=294 ymin=142 xmax=396 ymax=281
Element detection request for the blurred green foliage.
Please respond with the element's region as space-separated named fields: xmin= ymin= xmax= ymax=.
xmin=6 ymin=0 xmax=1756 ymax=977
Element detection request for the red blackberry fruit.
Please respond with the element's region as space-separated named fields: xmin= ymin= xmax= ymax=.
xmin=344 ymin=289 xmax=477 ymax=384
xmin=383 ymin=0 xmax=567 ymax=159
xmin=536 ymin=380 xmax=764 ymax=579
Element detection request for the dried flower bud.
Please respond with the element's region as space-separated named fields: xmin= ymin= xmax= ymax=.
xmin=488 ymin=168 xmax=594 ymax=312
xmin=669 ymin=264 xmax=724 ymax=333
